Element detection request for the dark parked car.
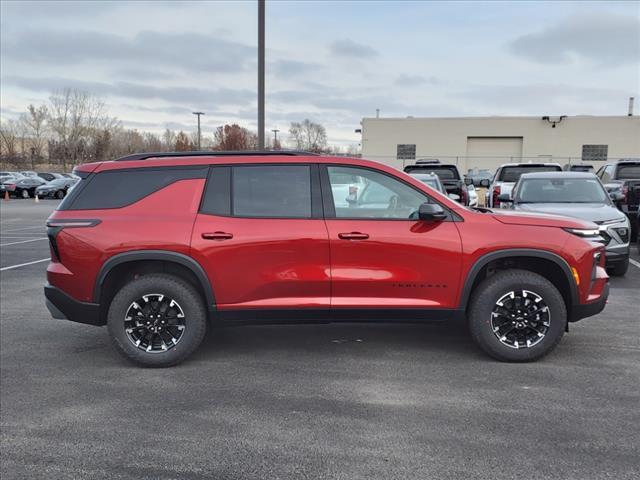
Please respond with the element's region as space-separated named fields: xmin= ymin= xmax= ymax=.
xmin=502 ymin=172 xmax=631 ymax=276
xmin=404 ymin=160 xmax=469 ymax=205
xmin=45 ymin=151 xmax=609 ymax=367
xmin=35 ymin=177 xmax=77 ymax=199
xmin=1 ymin=175 xmax=46 ymax=198
xmin=596 ymin=159 xmax=640 ymax=241
xmin=465 ymin=169 xmax=493 ymax=187
xmin=37 ymin=172 xmax=63 ymax=182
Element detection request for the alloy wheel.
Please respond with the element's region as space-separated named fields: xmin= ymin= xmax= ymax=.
xmin=124 ymin=293 xmax=186 ymax=353
xmin=490 ymin=290 xmax=550 ymax=349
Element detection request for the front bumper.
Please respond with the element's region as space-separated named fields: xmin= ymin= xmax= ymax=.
xmin=44 ymin=284 xmax=103 ymax=326
xmin=570 ymin=283 xmax=609 ymax=322
xmin=604 ymin=248 xmax=629 ymax=267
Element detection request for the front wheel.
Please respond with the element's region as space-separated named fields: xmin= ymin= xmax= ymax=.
xmin=20 ymin=189 xmax=29 ymax=199
xmin=107 ymin=274 xmax=207 ymax=367
xmin=55 ymin=190 xmax=65 ymax=199
xmin=608 ymin=258 xmax=629 ymax=277
xmin=468 ymin=269 xmax=566 ymax=362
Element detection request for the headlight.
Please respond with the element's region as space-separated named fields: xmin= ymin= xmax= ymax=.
xmin=564 ymin=228 xmax=600 ymax=237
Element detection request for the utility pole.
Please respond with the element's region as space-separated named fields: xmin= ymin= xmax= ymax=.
xmin=271 ymin=128 xmax=279 ymax=146
xmin=258 ymin=0 xmax=265 ymax=149
xmin=192 ymin=111 xmax=205 ymax=150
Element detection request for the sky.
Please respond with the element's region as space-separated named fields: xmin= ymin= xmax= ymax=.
xmin=1 ymin=0 xmax=639 ymax=147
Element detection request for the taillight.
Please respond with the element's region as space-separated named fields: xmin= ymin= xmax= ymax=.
xmin=6 ymin=183 xmax=16 ymax=191
xmin=45 ymin=219 xmax=101 ymax=263
xmin=492 ymin=186 xmax=501 ymax=207
xmin=461 ymin=186 xmax=469 ymax=205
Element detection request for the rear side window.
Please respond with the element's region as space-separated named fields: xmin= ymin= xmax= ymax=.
xmin=61 ymin=167 xmax=207 ymax=210
xmin=232 ymin=165 xmax=311 ymax=218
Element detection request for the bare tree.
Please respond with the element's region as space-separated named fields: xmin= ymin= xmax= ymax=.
xmin=162 ymin=129 xmax=177 ymax=151
xmin=0 ymin=119 xmax=20 ymax=163
xmin=288 ymin=119 xmax=327 ymax=152
xmin=174 ymin=131 xmax=192 ymax=151
xmin=213 ymin=124 xmax=257 ymax=150
xmin=21 ymin=104 xmax=49 ymax=167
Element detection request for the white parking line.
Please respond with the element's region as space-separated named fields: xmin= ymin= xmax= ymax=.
xmin=3 ymin=225 xmax=46 ymax=232
xmin=0 ymin=258 xmax=50 ymax=271
xmin=0 ymin=237 xmax=48 ymax=247
xmin=0 ymin=218 xmax=23 ymax=225
xmin=629 ymin=258 xmax=640 ymax=269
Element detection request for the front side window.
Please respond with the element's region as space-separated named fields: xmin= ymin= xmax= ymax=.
xmin=232 ymin=165 xmax=311 ymax=218
xmin=327 ymin=166 xmax=429 ymax=219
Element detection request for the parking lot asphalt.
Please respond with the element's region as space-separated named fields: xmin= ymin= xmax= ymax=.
xmin=1 ymin=199 xmax=639 ymax=480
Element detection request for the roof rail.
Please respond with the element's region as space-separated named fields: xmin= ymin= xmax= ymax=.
xmin=114 ymin=150 xmax=319 ymax=161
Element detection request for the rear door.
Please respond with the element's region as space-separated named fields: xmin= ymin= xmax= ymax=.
xmin=190 ymin=164 xmax=331 ymax=312
xmin=322 ymin=165 xmax=462 ymax=311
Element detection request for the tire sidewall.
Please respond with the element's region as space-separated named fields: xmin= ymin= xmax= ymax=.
xmin=469 ymin=270 xmax=566 ymax=362
xmin=107 ymin=275 xmax=207 ymax=367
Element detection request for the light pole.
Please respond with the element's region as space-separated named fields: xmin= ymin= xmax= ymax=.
xmin=192 ymin=111 xmax=205 ymax=150
xmin=271 ymin=128 xmax=279 ymax=149
xmin=258 ymin=0 xmax=265 ymax=149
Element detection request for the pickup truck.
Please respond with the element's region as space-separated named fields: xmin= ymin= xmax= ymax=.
xmin=597 ymin=159 xmax=640 ymax=240
xmin=404 ymin=161 xmax=469 ymax=205
xmin=484 ymin=163 xmax=562 ymax=208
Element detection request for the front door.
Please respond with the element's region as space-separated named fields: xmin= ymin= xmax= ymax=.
xmin=191 ymin=164 xmax=330 ymax=312
xmin=322 ymin=165 xmax=462 ymax=310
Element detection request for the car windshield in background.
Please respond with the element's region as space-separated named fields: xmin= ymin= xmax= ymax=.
xmin=617 ymin=164 xmax=640 ymax=179
xmin=424 ymin=168 xmax=458 ymax=179
xmin=47 ymin=179 xmax=66 ymax=186
xmin=499 ymin=166 xmax=561 ymax=183
xmin=517 ymin=178 xmax=609 ymax=203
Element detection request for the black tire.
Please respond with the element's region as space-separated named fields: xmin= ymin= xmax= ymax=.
xmin=608 ymin=258 xmax=629 ymax=277
xmin=55 ymin=190 xmax=65 ymax=199
xmin=468 ymin=269 xmax=566 ymax=362
xmin=20 ymin=189 xmax=29 ymax=199
xmin=107 ymin=274 xmax=207 ymax=367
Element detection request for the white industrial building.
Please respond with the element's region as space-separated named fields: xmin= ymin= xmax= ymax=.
xmin=359 ymin=114 xmax=640 ymax=173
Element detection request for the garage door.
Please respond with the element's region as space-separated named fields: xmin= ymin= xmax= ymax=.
xmin=466 ymin=137 xmax=523 ymax=171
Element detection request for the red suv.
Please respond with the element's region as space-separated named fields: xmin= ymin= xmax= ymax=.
xmin=45 ymin=152 xmax=609 ymax=366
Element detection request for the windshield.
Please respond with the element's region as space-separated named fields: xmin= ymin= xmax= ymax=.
xmin=499 ymin=165 xmax=561 ymax=183
xmin=617 ymin=164 xmax=640 ymax=179
xmin=47 ymin=179 xmax=66 ymax=186
xmin=517 ymin=178 xmax=609 ymax=203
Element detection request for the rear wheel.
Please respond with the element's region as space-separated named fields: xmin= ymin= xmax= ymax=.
xmin=107 ymin=274 xmax=207 ymax=367
xmin=468 ymin=269 xmax=566 ymax=362
xmin=55 ymin=190 xmax=65 ymax=199
xmin=20 ymin=189 xmax=29 ymax=199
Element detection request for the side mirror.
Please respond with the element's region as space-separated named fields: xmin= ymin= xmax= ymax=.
xmin=609 ymin=191 xmax=624 ymax=202
xmin=479 ymin=179 xmax=490 ymax=188
xmin=464 ymin=177 xmax=473 ymax=186
xmin=418 ymin=202 xmax=447 ymax=222
xmin=498 ymin=193 xmax=512 ymax=203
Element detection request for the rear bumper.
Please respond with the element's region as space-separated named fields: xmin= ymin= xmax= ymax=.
xmin=570 ymin=282 xmax=609 ymax=322
xmin=44 ymin=284 xmax=103 ymax=326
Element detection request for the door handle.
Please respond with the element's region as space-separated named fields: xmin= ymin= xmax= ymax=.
xmin=202 ymin=231 xmax=233 ymax=240
xmin=338 ymin=232 xmax=369 ymax=240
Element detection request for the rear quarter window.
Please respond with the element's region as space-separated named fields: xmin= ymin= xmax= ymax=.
xmin=59 ymin=166 xmax=207 ymax=210
xmin=616 ymin=164 xmax=640 ymax=179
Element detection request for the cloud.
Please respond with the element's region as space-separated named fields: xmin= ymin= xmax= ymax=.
xmin=3 ymin=75 xmax=255 ymax=107
xmin=1 ymin=29 xmax=255 ymax=73
xmin=271 ymin=60 xmax=321 ymax=77
xmin=509 ymin=13 xmax=640 ymax=66
xmin=329 ymin=39 xmax=378 ymax=58
xmin=394 ymin=74 xmax=440 ymax=86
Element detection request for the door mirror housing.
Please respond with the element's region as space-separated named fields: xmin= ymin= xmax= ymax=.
xmin=479 ymin=179 xmax=490 ymax=188
xmin=418 ymin=202 xmax=447 ymax=222
xmin=609 ymin=191 xmax=625 ymax=202
xmin=464 ymin=177 xmax=473 ymax=186
xmin=498 ymin=193 xmax=512 ymax=203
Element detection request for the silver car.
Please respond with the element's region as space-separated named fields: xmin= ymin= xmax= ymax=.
xmin=502 ymin=171 xmax=631 ymax=276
